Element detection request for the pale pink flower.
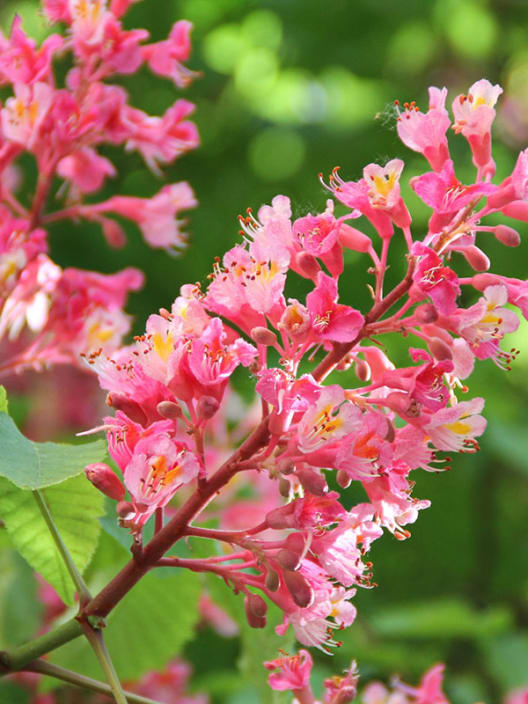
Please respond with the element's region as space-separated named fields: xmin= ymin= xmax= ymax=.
xmin=0 ymin=16 xmax=62 ymax=85
xmin=2 ymin=82 xmax=54 ymax=149
xmin=424 ymin=397 xmax=486 ymax=452
xmin=297 ymin=385 xmax=362 ymax=453
xmin=57 ymin=148 xmax=116 ymax=193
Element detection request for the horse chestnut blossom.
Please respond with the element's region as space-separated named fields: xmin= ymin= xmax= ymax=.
xmin=0 ymin=0 xmax=199 ymax=379
xmin=75 ymin=74 xmax=528 ymax=702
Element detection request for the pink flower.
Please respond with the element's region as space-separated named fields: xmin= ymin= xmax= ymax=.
xmin=143 ymin=20 xmax=198 ymax=88
xmin=397 ymin=87 xmax=451 ymax=171
xmin=395 ymin=663 xmax=449 ymax=704
xmin=452 ymin=79 xmax=503 ymax=173
xmin=0 ymin=16 xmax=62 ymax=85
xmin=297 ymin=385 xmax=362 ymax=453
xmin=423 ymin=397 xmax=486 ymax=453
xmin=57 ymin=148 xmax=116 ymax=193
xmin=306 ymin=272 xmax=364 ymax=344
xmin=264 ymin=649 xmax=313 ymax=692
xmin=1 ymin=82 xmax=54 ymax=149
xmin=411 ymin=243 xmax=460 ymax=315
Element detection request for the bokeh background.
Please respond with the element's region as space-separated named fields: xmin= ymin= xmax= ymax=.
xmin=1 ymin=0 xmax=528 ymax=702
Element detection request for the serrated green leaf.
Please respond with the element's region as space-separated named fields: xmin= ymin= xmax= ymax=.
xmin=0 ymin=412 xmax=106 ymax=489
xmin=0 ymin=475 xmax=103 ymax=605
xmin=51 ymin=566 xmax=201 ymax=682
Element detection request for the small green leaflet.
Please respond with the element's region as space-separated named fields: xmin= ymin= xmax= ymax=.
xmin=0 ymin=412 xmax=106 ymax=490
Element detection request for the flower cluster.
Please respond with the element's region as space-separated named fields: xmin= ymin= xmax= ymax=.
xmin=0 ymin=0 xmax=198 ymax=379
xmin=85 ymin=75 xmax=528 ymax=669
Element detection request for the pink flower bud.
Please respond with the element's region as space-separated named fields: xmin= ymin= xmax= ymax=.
xmin=250 ymin=326 xmax=278 ymax=346
xmin=116 ymin=501 xmax=135 ymax=519
xmin=295 ymin=251 xmax=320 ymax=279
xmin=266 ymin=503 xmax=296 ymax=529
xmin=428 ymin=337 xmax=452 ymax=361
xmin=336 ymin=469 xmax=352 ymax=489
xmin=355 ymin=359 xmax=371 ymax=382
xmin=85 ymin=463 xmax=125 ymax=501
xmin=102 ymin=219 xmax=127 ymax=248
xmin=265 ymin=569 xmax=280 ymax=592
xmin=197 ymin=395 xmax=220 ymax=420
xmin=338 ymin=223 xmax=372 ymax=252
xmin=244 ymin=595 xmax=267 ymax=628
xmin=157 ymin=401 xmax=182 ymax=419
xmin=493 ymin=225 xmax=521 ymax=247
xmin=462 ymin=245 xmax=490 ymax=272
xmin=246 ymin=592 xmax=268 ymax=618
xmin=277 ymin=548 xmax=302 ymax=571
xmin=296 ymin=468 xmax=328 ymax=496
xmin=414 ymin=303 xmax=438 ymax=323
xmin=472 ymin=273 xmax=500 ymax=291
xmin=106 ymin=393 xmax=147 ymax=425
xmin=283 ymin=570 xmax=314 ymax=608
xmin=279 ymin=301 xmax=311 ymax=337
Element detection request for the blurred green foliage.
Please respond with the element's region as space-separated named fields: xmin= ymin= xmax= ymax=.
xmin=1 ymin=0 xmax=528 ymax=702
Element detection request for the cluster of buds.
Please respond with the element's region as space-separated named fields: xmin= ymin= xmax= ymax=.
xmin=84 ymin=76 xmax=528 ymax=679
xmin=0 ymin=0 xmax=199 ymax=379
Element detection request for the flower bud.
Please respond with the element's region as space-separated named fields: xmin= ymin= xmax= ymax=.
xmin=283 ymin=570 xmax=314 ymax=608
xmin=265 ymin=569 xmax=280 ymax=592
xmin=246 ymin=592 xmax=268 ymax=618
xmin=471 ymin=273 xmax=500 ymax=291
xmin=355 ymin=359 xmax=371 ymax=382
xmin=336 ymin=469 xmax=352 ymax=489
xmin=295 ymin=251 xmax=320 ymax=279
xmin=244 ymin=595 xmax=267 ymax=629
xmin=85 ymin=463 xmax=125 ymax=501
xmin=102 ymin=218 xmax=127 ymax=248
xmin=277 ymin=548 xmax=302 ymax=571
xmin=197 ymin=395 xmax=220 ymax=420
xmin=384 ymin=419 xmax=395 ymax=443
xmin=250 ymin=326 xmax=278 ymax=346
xmin=116 ymin=501 xmax=135 ymax=519
xmin=338 ymin=223 xmax=372 ymax=252
xmin=106 ymin=393 xmax=147 ymax=425
xmin=493 ymin=225 xmax=521 ymax=247
xmin=296 ymin=468 xmax=327 ymax=496
xmin=279 ymin=477 xmax=291 ymax=498
xmin=157 ymin=401 xmax=182 ymax=419
xmin=414 ymin=303 xmax=438 ymax=324
xmin=462 ymin=245 xmax=490 ymax=272
xmin=279 ymin=302 xmax=311 ymax=337
xmin=265 ymin=502 xmax=296 ymax=530
xmin=428 ymin=337 xmax=452 ymax=361
xmin=502 ymin=200 xmax=528 ymax=222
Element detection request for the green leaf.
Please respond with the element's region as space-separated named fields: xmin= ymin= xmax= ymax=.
xmin=51 ymin=565 xmax=201 ymax=682
xmin=0 ymin=474 xmax=104 ymax=605
xmin=0 ymin=550 xmax=43 ymax=648
xmin=482 ymin=633 xmax=528 ymax=689
xmin=0 ymin=411 xmax=107 ymax=490
xmin=0 ymin=386 xmax=8 ymax=413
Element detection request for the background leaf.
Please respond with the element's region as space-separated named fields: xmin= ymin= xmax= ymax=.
xmin=0 ymin=412 xmax=106 ymax=490
xmin=50 ymin=558 xmax=201 ymax=682
xmin=0 ymin=474 xmax=103 ymax=605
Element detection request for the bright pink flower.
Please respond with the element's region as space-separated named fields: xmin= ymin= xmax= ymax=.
xmin=306 ymin=272 xmax=364 ymax=344
xmin=98 ymin=18 xmax=149 ymax=75
xmin=264 ymin=649 xmax=313 ymax=692
xmin=411 ymin=243 xmax=460 ymax=315
xmin=0 ymin=16 xmax=62 ymax=85
xmin=396 ymin=87 xmax=451 ymax=171
xmin=323 ymin=660 xmax=359 ymax=704
xmin=362 ymin=158 xmax=411 ymax=228
xmin=43 ymin=0 xmax=72 ymax=22
xmin=57 ymin=148 xmax=116 ymax=193
xmin=395 ymin=663 xmax=449 ymax=704
xmin=143 ymin=20 xmax=198 ymax=88
xmin=452 ymin=79 xmax=503 ymax=173
xmin=69 ymin=0 xmax=111 ymax=48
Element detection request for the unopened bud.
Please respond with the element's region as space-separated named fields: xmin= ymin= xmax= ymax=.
xmin=197 ymin=395 xmax=220 ymax=420
xmin=462 ymin=245 xmax=490 ymax=272
xmin=472 ymin=273 xmax=499 ymax=291
xmin=246 ymin=592 xmax=268 ymax=618
xmin=157 ymin=401 xmax=182 ymax=419
xmin=265 ymin=569 xmax=280 ymax=592
xmin=279 ymin=302 xmax=311 ymax=337
xmin=355 ymin=359 xmax=371 ymax=382
xmin=85 ymin=463 xmax=125 ymax=501
xmin=266 ymin=502 xmax=296 ymax=530
xmin=384 ymin=419 xmax=395 ymax=443
xmin=283 ymin=570 xmax=314 ymax=608
xmin=250 ymin=326 xmax=278 ymax=346
xmin=102 ymin=219 xmax=126 ymax=248
xmin=493 ymin=225 xmax=521 ymax=247
xmin=428 ymin=337 xmax=452 ymax=361
xmin=336 ymin=469 xmax=352 ymax=489
xmin=107 ymin=393 xmax=147 ymax=425
xmin=296 ymin=468 xmax=327 ymax=496
xmin=277 ymin=548 xmax=302 ymax=571
xmin=295 ymin=251 xmax=320 ymax=279
xmin=338 ymin=223 xmax=372 ymax=252
xmin=116 ymin=501 xmax=135 ymax=519
xmin=244 ymin=595 xmax=267 ymax=629
xmin=159 ymin=307 xmax=171 ymax=320
xmin=414 ymin=303 xmax=438 ymax=324
xmin=279 ymin=477 xmax=291 ymax=498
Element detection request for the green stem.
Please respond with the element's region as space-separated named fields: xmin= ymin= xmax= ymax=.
xmin=0 ymin=618 xmax=83 ymax=672
xmin=32 ymin=489 xmax=92 ymax=603
xmin=26 ymin=659 xmax=163 ymax=704
xmin=82 ymin=624 xmax=128 ymax=704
